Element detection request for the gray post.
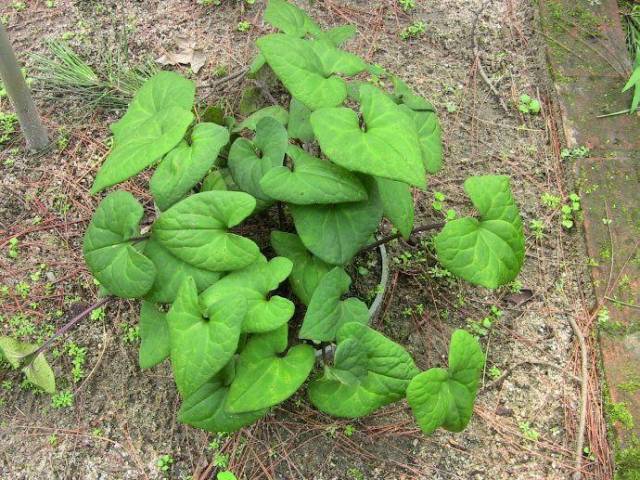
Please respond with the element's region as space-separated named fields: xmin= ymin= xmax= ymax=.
xmin=0 ymin=23 xmax=49 ymax=152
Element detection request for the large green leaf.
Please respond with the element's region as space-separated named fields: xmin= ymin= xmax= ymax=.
xmin=226 ymin=325 xmax=315 ymax=413
xmin=299 ymin=267 xmax=368 ymax=342
xmin=270 ymin=231 xmax=330 ymax=305
xmin=374 ymin=177 xmax=414 ymax=239
xmin=287 ymin=98 xmax=314 ymax=142
xmin=228 ymin=117 xmax=288 ymax=201
xmin=233 ymin=106 xmax=289 ymax=132
xmin=178 ymin=359 xmax=267 ymax=433
xmin=260 ymin=145 xmax=368 ymax=205
xmin=311 ymin=84 xmax=425 ymax=187
xmin=138 ymin=301 xmax=170 ymax=369
xmin=91 ymin=72 xmax=195 ymax=193
xmin=323 ymin=25 xmax=358 ymax=46
xmin=257 ymin=34 xmax=367 ymax=110
xmin=144 ymin=238 xmax=221 ymax=304
xmin=407 ymin=330 xmax=484 ymax=435
xmin=308 ymin=323 xmax=419 ymax=418
xmin=264 ymin=0 xmax=321 ymax=37
xmin=199 ymin=256 xmax=294 ymax=333
xmin=83 ymin=191 xmax=156 ymax=298
xmin=290 ymin=177 xmax=382 ymax=265
xmin=152 ymin=191 xmax=259 ymax=272
xmin=0 ymin=337 xmax=56 ymax=394
xmin=434 ymin=175 xmax=524 ymax=288
xmin=150 ymin=123 xmax=230 ymax=211
xmin=168 ymin=278 xmax=246 ymax=397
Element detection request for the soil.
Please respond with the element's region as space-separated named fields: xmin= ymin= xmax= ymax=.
xmin=0 ymin=0 xmax=607 ymax=479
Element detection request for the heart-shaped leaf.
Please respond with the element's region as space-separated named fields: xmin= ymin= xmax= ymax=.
xmin=168 ymin=277 xmax=247 ymax=397
xmin=91 ymin=72 xmax=195 ymax=193
xmin=311 ymin=84 xmax=425 ymax=187
xmin=83 ymin=191 xmax=156 ymax=298
xmin=228 ymin=117 xmax=288 ymax=201
xmin=257 ymin=34 xmax=367 ymax=110
xmin=308 ymin=323 xmax=419 ymax=418
xmin=199 ymin=256 xmax=294 ymax=333
xmin=407 ymin=330 xmax=484 ymax=434
xmin=178 ymin=359 xmax=267 ymax=433
xmin=138 ymin=301 xmax=170 ymax=369
xmin=375 ymin=177 xmax=414 ymax=239
xmin=434 ymin=175 xmax=524 ymax=288
xmin=201 ymin=169 xmax=228 ymax=192
xmin=150 ymin=123 xmax=230 ymax=211
xmin=287 ymin=98 xmax=314 ymax=142
xmin=323 ymin=25 xmax=357 ymax=46
xmin=290 ymin=177 xmax=382 ymax=265
xmin=152 ymin=190 xmax=259 ymax=272
xmin=0 ymin=337 xmax=56 ymax=393
xmin=233 ymin=105 xmax=289 ymax=132
xmin=399 ymin=105 xmax=442 ymax=174
xmin=299 ymin=267 xmax=368 ymax=342
xmin=260 ymin=145 xmax=368 ymax=205
xmin=392 ymin=76 xmax=434 ymax=111
xmin=264 ymin=0 xmax=322 ymax=37
xmin=270 ymin=231 xmax=331 ymax=305
xmin=144 ymin=238 xmax=221 ymax=304
xmin=226 ymin=325 xmax=316 ymax=413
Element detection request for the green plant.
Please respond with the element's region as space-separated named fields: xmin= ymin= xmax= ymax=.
xmin=156 ymin=454 xmax=174 ymax=473
xmin=7 ymin=237 xmax=19 ymax=258
xmin=51 ymin=390 xmax=73 ymax=408
xmin=560 ymin=145 xmax=589 ymax=159
xmin=237 ymin=21 xmax=251 ymax=32
xmin=623 ymin=48 xmax=640 ymax=114
xmin=398 ymin=0 xmax=415 ymax=11
xmin=518 ymin=421 xmax=540 ymax=441
xmin=561 ymin=193 xmax=581 ymax=229
xmin=529 ymin=219 xmax=544 ymax=239
xmin=517 ymin=94 xmax=541 ymax=115
xmin=400 ymin=21 xmax=426 ymax=40
xmin=608 ymin=401 xmax=635 ymax=430
xmin=80 ymin=0 xmax=525 ymax=438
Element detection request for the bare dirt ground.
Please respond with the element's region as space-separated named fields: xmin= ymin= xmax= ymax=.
xmin=0 ymin=0 xmax=613 ymax=479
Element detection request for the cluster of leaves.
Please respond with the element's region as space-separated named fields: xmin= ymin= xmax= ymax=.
xmin=79 ymin=0 xmax=525 ymax=436
xmin=517 ymin=94 xmax=540 ymax=115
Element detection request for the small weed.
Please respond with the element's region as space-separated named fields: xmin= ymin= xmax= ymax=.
xmin=16 ymin=281 xmax=30 ymax=299
xmin=7 ymin=238 xmax=19 ymax=259
xmin=347 ymin=467 xmax=365 ymax=480
xmin=1 ymin=380 xmax=13 ymax=391
xmin=518 ymin=421 xmax=540 ymax=441
xmin=47 ymin=434 xmax=58 ymax=446
xmin=400 ymin=21 xmax=426 ymax=40
xmin=11 ymin=2 xmax=27 ymax=12
xmin=51 ymin=390 xmax=74 ymax=409
xmin=529 ymin=219 xmax=545 ymax=239
xmin=120 ymin=323 xmax=140 ymax=343
xmin=344 ymin=424 xmax=356 ymax=437
xmin=432 ymin=191 xmax=445 ymax=211
xmin=620 ymin=377 xmax=640 ymax=393
xmin=607 ymin=401 xmax=634 ymax=430
xmin=509 ymin=279 xmax=523 ymax=293
xmin=213 ymin=65 xmax=228 ymax=78
xmin=398 ymin=0 xmax=415 ymax=11
xmin=0 ymin=112 xmax=18 ymax=144
xmin=467 ymin=306 xmax=502 ymax=337
xmin=517 ymin=94 xmax=541 ymax=115
xmin=561 ymin=193 xmax=580 ymax=229
xmin=198 ymin=0 xmax=221 ymax=5
xmin=67 ymin=342 xmax=87 ymax=383
xmin=213 ymin=452 xmax=230 ymax=468
xmin=488 ymin=366 xmax=502 ymax=380
xmin=560 ymin=145 xmax=590 ymax=160
xmin=156 ymin=454 xmax=174 ymax=474
xmin=90 ymin=307 xmax=106 ymax=321
xmin=237 ymin=21 xmax=251 ymax=33
xmin=541 ymin=192 xmax=561 ymax=209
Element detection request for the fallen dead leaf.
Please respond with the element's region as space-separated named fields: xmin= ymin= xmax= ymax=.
xmin=157 ymin=36 xmax=207 ymax=74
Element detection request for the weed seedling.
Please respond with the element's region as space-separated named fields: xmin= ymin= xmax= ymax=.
xmin=517 ymin=94 xmax=541 ymax=115
xmin=398 ymin=0 xmax=416 ymax=11
xmin=400 ymin=21 xmax=426 ymax=40
xmin=560 ymin=145 xmax=589 ymax=160
xmin=518 ymin=421 xmax=540 ymax=441
xmin=344 ymin=424 xmax=356 ymax=437
xmin=156 ymin=454 xmax=174 ymax=474
xmin=51 ymin=390 xmax=74 ymax=409
xmin=237 ymin=21 xmax=251 ymax=33
xmin=7 ymin=238 xmax=19 ymax=259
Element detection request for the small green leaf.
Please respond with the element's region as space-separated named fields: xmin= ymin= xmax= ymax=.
xmin=287 ymin=97 xmax=314 ymax=142
xmin=179 ymin=359 xmax=267 ymax=433
xmin=228 ymin=117 xmax=289 ymax=201
xmin=233 ymin=105 xmax=289 ymax=132
xmin=270 ymin=231 xmax=331 ymax=305
xmin=407 ymin=330 xmax=484 ymax=434
xmin=217 ymin=473 xmax=238 ymax=480
xmin=150 ymin=123 xmax=230 ymax=211
xmin=374 ymin=177 xmax=414 ymax=238
xmin=0 ymin=337 xmax=55 ymax=393
xmin=152 ymin=191 xmax=259 ymax=272
xmin=434 ymin=175 xmax=524 ymax=288
xmin=257 ymin=34 xmax=367 ymax=110
xmin=138 ymin=302 xmax=170 ymax=369
xmin=260 ymin=145 xmax=368 ymax=205
xmin=264 ymin=0 xmax=321 ymax=37
xmin=226 ymin=325 xmax=316 ymax=413
xmin=308 ymin=323 xmax=419 ymax=417
xmin=83 ymin=191 xmax=156 ymax=298
xmin=199 ymin=256 xmax=294 ymax=333
xmin=299 ymin=267 xmax=368 ymax=342
xmin=91 ymin=72 xmax=195 ymax=193
xmin=290 ymin=177 xmax=382 ymax=265
xmin=144 ymin=238 xmax=221 ymax=304
xmin=201 ymin=169 xmax=228 ymax=192
xmin=168 ymin=278 xmax=247 ymax=397
xmin=311 ymin=84 xmax=425 ymax=187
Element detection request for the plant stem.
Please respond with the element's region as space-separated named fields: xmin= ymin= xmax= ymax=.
xmin=23 ymin=297 xmax=111 ymax=366
xmin=0 ymin=23 xmax=50 ymax=152
xmin=359 ymin=221 xmax=445 ymax=254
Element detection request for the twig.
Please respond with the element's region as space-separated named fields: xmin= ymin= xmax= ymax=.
xmin=23 ymin=297 xmax=111 ymax=366
xmin=254 ymin=79 xmax=279 ymax=105
xmin=207 ymin=67 xmax=249 ymax=90
xmin=368 ymin=243 xmax=389 ymax=322
xmin=596 ymin=108 xmax=631 ymax=118
xmin=471 ymin=0 xmax=510 ymax=114
xmin=569 ymin=315 xmax=588 ymax=480
xmin=358 ymin=221 xmax=445 ymax=253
